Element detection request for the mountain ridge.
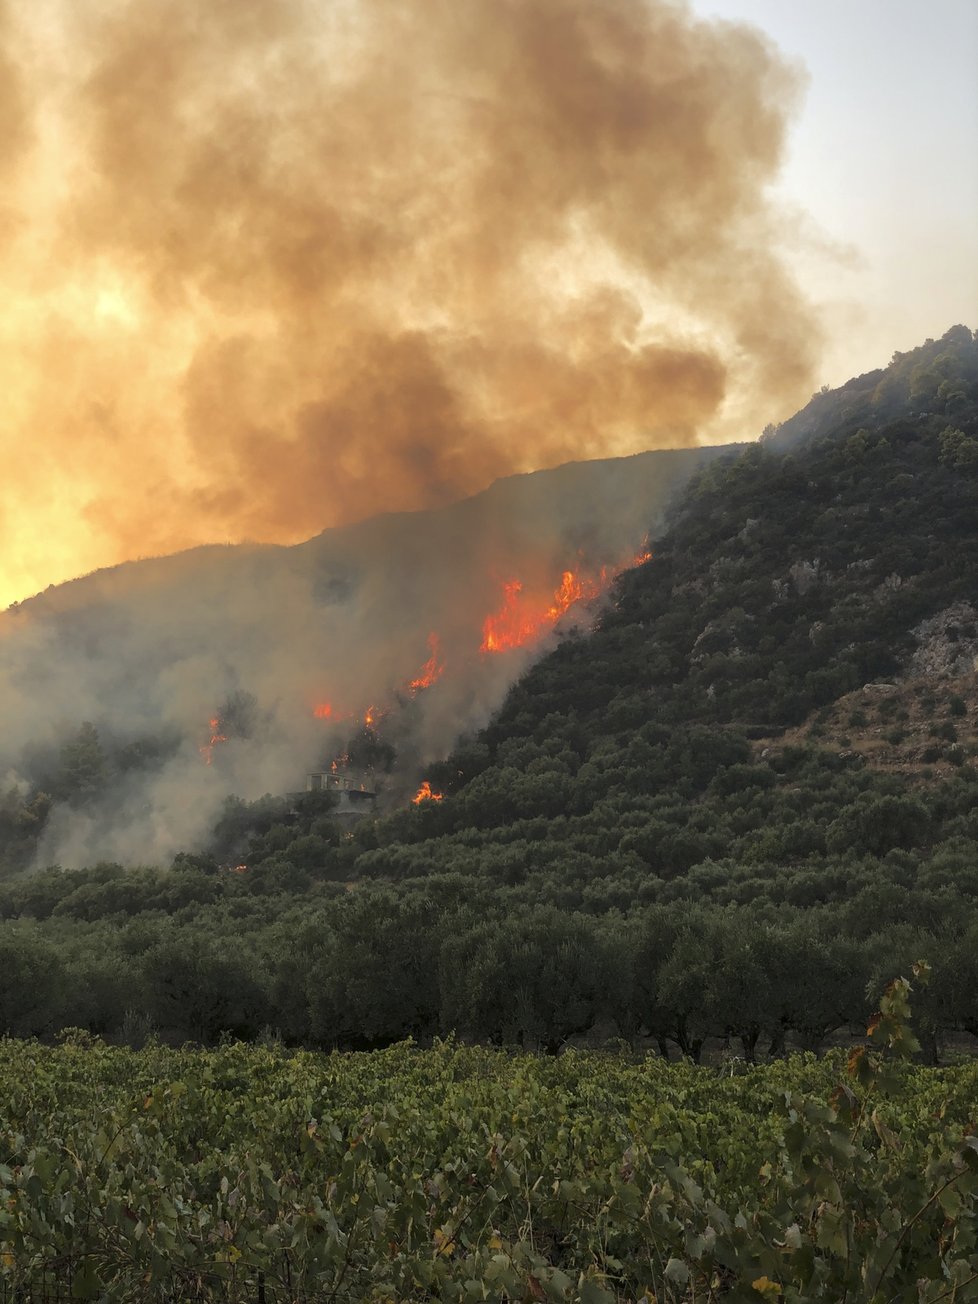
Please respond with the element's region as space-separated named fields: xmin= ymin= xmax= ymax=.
xmin=2 ymin=326 xmax=978 ymax=1059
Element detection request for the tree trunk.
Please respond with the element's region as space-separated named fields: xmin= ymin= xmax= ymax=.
xmin=768 ymin=1025 xmax=787 ymax=1059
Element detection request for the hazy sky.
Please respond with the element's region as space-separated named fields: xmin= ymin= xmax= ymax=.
xmin=691 ymin=0 xmax=978 ymax=385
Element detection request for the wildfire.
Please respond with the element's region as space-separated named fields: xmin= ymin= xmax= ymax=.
xmin=481 ymin=570 xmax=596 ymax=654
xmin=199 ymin=715 xmax=228 ymax=765
xmin=314 ymin=701 xmax=356 ymax=722
xmin=296 ymin=548 xmax=655 ymax=793
xmin=408 ymin=633 xmax=445 ymax=694
xmin=481 ymin=580 xmax=537 ymax=653
xmin=546 ymin=570 xmax=602 ymax=621
xmin=480 ymin=549 xmax=653 ymax=655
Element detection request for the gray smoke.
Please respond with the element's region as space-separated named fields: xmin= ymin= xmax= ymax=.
xmin=0 ymin=448 xmax=726 ymax=867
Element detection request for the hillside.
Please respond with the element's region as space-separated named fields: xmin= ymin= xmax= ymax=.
xmin=1 ymin=325 xmax=977 ymax=1062
xmin=0 ymin=444 xmax=720 ymax=873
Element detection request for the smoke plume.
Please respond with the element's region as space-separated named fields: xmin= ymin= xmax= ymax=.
xmin=0 ymin=0 xmax=819 ymax=607
xmin=0 ymin=446 xmax=722 ymax=868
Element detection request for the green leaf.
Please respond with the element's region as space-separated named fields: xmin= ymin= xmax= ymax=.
xmin=579 ymin=1282 xmax=616 ymax=1304
xmin=70 ymin=1259 xmax=100 ymax=1300
xmin=664 ymin=1258 xmax=690 ymax=1288
xmin=815 ymin=1206 xmax=847 ymax=1256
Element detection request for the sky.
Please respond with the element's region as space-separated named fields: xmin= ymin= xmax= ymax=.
xmin=0 ymin=0 xmax=975 ymax=611
xmin=690 ymin=0 xmax=978 ymax=386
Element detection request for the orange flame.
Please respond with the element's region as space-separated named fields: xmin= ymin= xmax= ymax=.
xmin=546 ymin=569 xmax=601 ymax=621
xmin=199 ymin=715 xmax=228 ymax=765
xmin=412 ymin=780 xmax=444 ymax=803
xmin=481 ymin=570 xmax=595 ymax=654
xmin=313 ymin=701 xmax=355 ymax=722
xmin=480 ymin=579 xmax=538 ymax=653
xmin=480 ymin=550 xmax=652 ymax=655
xmin=408 ymin=633 xmax=445 ymax=693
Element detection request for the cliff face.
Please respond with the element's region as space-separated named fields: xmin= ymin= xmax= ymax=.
xmin=909 ymin=604 xmax=978 ymax=678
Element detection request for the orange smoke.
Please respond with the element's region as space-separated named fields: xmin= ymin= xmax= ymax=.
xmin=0 ymin=0 xmax=819 ymax=609
xmin=413 ymin=781 xmax=444 ymax=804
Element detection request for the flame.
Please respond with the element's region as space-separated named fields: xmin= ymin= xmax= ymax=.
xmin=480 ymin=580 xmax=537 ymax=653
xmin=481 ymin=570 xmax=596 ymax=654
xmin=479 ymin=550 xmax=653 ymax=655
xmin=304 ymin=550 xmax=654 ymax=786
xmin=546 ymin=570 xmax=601 ymax=621
xmin=199 ymin=715 xmax=228 ymax=765
xmin=408 ymin=633 xmax=445 ymax=694
xmin=313 ymin=701 xmax=355 ymax=722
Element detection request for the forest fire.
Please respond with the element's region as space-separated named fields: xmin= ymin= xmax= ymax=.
xmin=547 ymin=570 xmax=601 ymax=621
xmin=481 ymin=567 xmax=604 ymax=654
xmin=305 ymin=549 xmax=653 ymax=746
xmin=299 ymin=546 xmax=653 ymax=788
xmin=480 ymin=580 xmax=539 ymax=653
xmin=199 ymin=716 xmax=228 ymax=766
xmin=479 ymin=548 xmax=650 ymax=655
xmin=407 ymin=634 xmax=445 ymax=694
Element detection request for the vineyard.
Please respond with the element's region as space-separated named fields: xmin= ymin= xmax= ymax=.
xmin=2 ymin=979 xmax=977 ymax=1301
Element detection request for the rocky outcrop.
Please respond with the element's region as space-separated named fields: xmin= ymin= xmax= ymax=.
xmin=909 ymin=603 xmax=978 ymax=677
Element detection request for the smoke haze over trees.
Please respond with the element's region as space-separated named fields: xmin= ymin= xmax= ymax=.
xmin=0 ymin=447 xmax=716 ymax=869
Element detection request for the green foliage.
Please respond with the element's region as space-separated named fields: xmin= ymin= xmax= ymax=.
xmin=53 ymin=721 xmax=106 ymax=804
xmin=1 ymin=330 xmax=978 ymax=1292
xmin=939 ymin=424 xmax=978 ymax=470
xmin=1 ymin=976 xmax=977 ymax=1300
xmin=3 ymin=329 xmax=978 ymax=1060
xmin=0 ymin=927 xmax=66 ymax=1037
